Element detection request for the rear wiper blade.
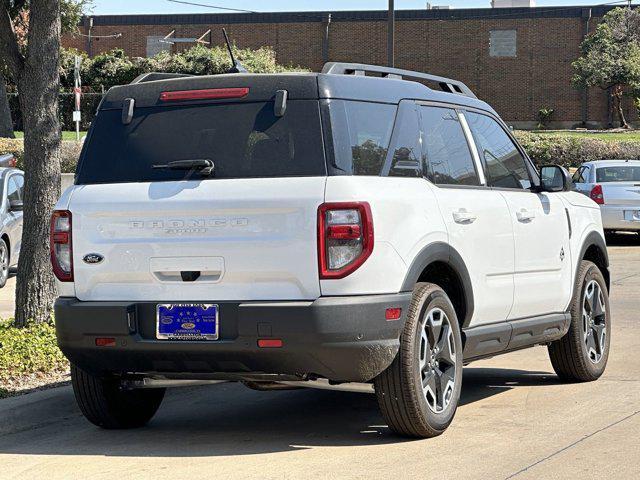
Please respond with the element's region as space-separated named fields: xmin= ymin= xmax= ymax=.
xmin=153 ymin=159 xmax=214 ymax=176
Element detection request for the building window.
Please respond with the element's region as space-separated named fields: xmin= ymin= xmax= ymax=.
xmin=489 ymin=30 xmax=517 ymax=57
xmin=146 ymin=36 xmax=171 ymax=57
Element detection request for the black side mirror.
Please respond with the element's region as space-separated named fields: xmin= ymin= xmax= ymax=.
xmin=9 ymin=199 xmax=23 ymax=212
xmin=539 ymin=165 xmax=572 ymax=193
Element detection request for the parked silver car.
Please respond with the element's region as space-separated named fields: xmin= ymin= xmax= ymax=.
xmin=573 ymin=160 xmax=640 ymax=234
xmin=0 ymin=168 xmax=24 ymax=287
xmin=0 ymin=154 xmax=17 ymax=168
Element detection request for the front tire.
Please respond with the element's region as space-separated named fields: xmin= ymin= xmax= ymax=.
xmin=548 ymin=260 xmax=611 ymax=382
xmin=0 ymin=238 xmax=9 ymax=288
xmin=71 ymin=364 xmax=165 ymax=429
xmin=374 ymin=283 xmax=463 ymax=438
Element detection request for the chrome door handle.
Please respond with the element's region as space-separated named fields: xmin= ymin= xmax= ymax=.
xmin=516 ymin=208 xmax=536 ymax=222
xmin=452 ymin=209 xmax=477 ymax=224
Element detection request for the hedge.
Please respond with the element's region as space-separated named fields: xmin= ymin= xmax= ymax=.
xmin=0 ymin=138 xmax=82 ymax=173
xmin=513 ymin=131 xmax=640 ymax=168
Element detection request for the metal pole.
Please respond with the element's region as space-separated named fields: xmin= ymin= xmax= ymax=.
xmin=387 ymin=0 xmax=395 ymax=67
xmin=581 ymin=8 xmax=591 ymax=127
xmin=322 ymin=13 xmax=332 ymax=64
xmin=73 ymin=56 xmax=82 ymax=141
xmin=87 ymin=17 xmax=94 ymax=58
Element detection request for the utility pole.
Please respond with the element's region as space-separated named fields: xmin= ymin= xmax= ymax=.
xmin=387 ymin=0 xmax=395 ymax=67
xmin=322 ymin=13 xmax=332 ymax=63
xmin=86 ymin=16 xmax=93 ymax=58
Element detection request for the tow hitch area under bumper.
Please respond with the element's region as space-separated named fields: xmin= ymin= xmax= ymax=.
xmin=55 ymin=294 xmax=411 ymax=383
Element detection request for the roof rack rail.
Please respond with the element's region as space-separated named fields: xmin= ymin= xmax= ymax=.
xmin=130 ymin=72 xmax=195 ymax=84
xmin=321 ymin=62 xmax=476 ymax=99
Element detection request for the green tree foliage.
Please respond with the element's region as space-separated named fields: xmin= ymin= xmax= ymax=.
xmin=63 ymin=44 xmax=306 ymax=91
xmin=573 ymin=7 xmax=640 ymax=128
xmin=1 ymin=0 xmax=90 ymax=138
xmin=60 ymin=0 xmax=91 ymax=34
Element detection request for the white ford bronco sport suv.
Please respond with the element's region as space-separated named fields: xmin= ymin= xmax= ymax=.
xmin=53 ymin=63 xmax=611 ymax=438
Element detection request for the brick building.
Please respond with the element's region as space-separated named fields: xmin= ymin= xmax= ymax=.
xmin=63 ymin=6 xmax=633 ymax=128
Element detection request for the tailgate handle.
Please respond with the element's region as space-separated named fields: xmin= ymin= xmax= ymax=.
xmin=150 ymin=257 xmax=224 ymax=283
xmin=180 ymin=271 xmax=201 ymax=282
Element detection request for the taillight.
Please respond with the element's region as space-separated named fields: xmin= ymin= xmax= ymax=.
xmin=318 ymin=202 xmax=373 ymax=279
xmin=50 ymin=210 xmax=73 ymax=282
xmin=8 ymin=155 xmax=16 ymax=167
xmin=590 ymin=184 xmax=605 ymax=204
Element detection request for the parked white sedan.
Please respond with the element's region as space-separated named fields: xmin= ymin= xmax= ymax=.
xmin=573 ymin=160 xmax=640 ymax=234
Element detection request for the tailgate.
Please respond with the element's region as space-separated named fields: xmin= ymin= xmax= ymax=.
xmin=68 ymin=177 xmax=326 ymax=301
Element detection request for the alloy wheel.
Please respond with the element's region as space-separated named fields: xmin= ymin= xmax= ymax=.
xmin=582 ymin=279 xmax=607 ymax=364
xmin=0 ymin=243 xmax=7 ymax=281
xmin=418 ymin=307 xmax=457 ymax=413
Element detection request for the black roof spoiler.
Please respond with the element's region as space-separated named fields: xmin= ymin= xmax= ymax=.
xmin=321 ymin=62 xmax=476 ymax=99
xmin=130 ymin=72 xmax=195 ymax=84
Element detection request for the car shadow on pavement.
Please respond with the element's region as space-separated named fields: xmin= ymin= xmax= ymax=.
xmin=0 ymin=367 xmax=560 ymax=457
xmin=461 ymin=367 xmax=560 ymax=406
xmin=605 ymin=232 xmax=639 ymax=247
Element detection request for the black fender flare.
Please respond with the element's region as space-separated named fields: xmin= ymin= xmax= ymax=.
xmin=576 ymin=230 xmax=610 ymax=292
xmin=401 ymin=242 xmax=475 ymax=328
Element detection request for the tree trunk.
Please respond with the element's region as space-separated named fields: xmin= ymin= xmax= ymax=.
xmin=13 ymin=2 xmax=62 ymax=326
xmin=613 ymin=85 xmax=629 ymax=129
xmin=0 ymin=78 xmax=14 ymax=138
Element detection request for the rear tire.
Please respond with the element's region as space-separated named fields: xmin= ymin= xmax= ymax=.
xmin=71 ymin=364 xmax=165 ymax=429
xmin=548 ymin=260 xmax=610 ymax=382
xmin=374 ymin=283 xmax=463 ymax=438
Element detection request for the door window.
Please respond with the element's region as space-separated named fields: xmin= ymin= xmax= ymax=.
xmin=6 ymin=176 xmax=21 ymax=203
xmin=420 ymin=106 xmax=480 ymax=186
xmin=465 ymin=111 xmax=532 ymax=190
xmin=13 ymin=175 xmax=24 ymax=199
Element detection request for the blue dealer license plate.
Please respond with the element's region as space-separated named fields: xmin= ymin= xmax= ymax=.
xmin=156 ymin=304 xmax=219 ymax=340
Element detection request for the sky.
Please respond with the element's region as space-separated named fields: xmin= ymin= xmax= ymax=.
xmin=89 ymin=0 xmax=633 ymax=15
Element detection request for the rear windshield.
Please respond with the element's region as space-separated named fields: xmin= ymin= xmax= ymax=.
xmin=76 ymin=100 xmax=326 ymax=184
xmin=596 ymin=165 xmax=640 ymax=183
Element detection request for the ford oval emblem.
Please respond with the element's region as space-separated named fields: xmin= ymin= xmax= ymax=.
xmin=83 ymin=253 xmax=104 ymax=265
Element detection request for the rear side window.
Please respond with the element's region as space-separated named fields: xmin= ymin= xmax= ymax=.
xmin=596 ymin=165 xmax=640 ymax=182
xmin=324 ymin=100 xmax=396 ymax=175
xmin=465 ymin=111 xmax=531 ymax=190
xmin=386 ymin=102 xmax=423 ymax=178
xmin=420 ymin=106 xmax=480 ymax=186
xmin=573 ymin=166 xmax=589 ymax=183
xmin=76 ymin=100 xmax=326 ymax=184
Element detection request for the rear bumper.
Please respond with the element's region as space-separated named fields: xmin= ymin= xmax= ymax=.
xmin=601 ymin=205 xmax=640 ymax=231
xmin=55 ymin=293 xmax=411 ymax=383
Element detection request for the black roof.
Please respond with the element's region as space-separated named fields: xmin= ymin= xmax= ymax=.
xmin=85 ymin=6 xmax=623 ymax=27
xmin=101 ymin=70 xmax=494 ymax=114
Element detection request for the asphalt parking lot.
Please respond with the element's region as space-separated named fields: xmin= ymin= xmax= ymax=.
xmin=0 ymin=236 xmax=638 ymax=480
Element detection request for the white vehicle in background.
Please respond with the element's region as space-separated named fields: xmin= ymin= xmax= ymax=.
xmin=573 ymin=160 xmax=640 ymax=235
